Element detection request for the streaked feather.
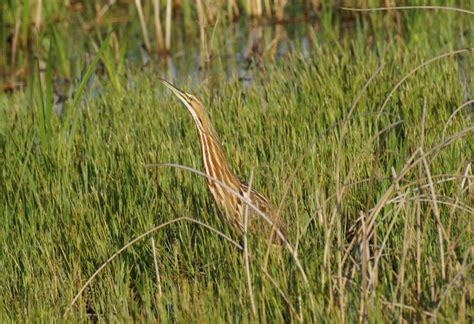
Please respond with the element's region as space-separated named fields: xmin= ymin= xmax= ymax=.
xmin=161 ymin=80 xmax=287 ymax=243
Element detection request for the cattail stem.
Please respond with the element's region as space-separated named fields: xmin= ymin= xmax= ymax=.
xmin=152 ymin=0 xmax=164 ymax=53
xmin=135 ymin=0 xmax=152 ymax=53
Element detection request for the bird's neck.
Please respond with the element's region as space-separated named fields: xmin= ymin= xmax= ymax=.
xmin=195 ymin=122 xmax=241 ymax=189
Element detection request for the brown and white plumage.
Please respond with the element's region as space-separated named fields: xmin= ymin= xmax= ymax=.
xmin=161 ymin=80 xmax=286 ymax=242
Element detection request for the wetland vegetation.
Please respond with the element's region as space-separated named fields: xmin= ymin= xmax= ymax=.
xmin=1 ymin=0 xmax=473 ymax=322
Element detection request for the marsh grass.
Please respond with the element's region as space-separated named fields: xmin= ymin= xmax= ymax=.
xmin=1 ymin=2 xmax=473 ymax=322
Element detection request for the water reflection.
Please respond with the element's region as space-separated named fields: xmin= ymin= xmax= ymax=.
xmin=4 ymin=17 xmax=319 ymax=102
xmin=145 ymin=18 xmax=315 ymax=89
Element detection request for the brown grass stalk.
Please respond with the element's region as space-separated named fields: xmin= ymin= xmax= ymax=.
xmin=152 ymin=0 xmax=165 ymax=53
xmin=196 ymin=0 xmax=210 ymax=66
xmin=11 ymin=9 xmax=21 ymax=67
xmin=275 ymin=0 xmax=287 ymax=23
xmin=442 ymin=99 xmax=474 ymax=140
xmin=165 ymin=0 xmax=172 ymax=51
xmin=393 ymin=203 xmax=413 ymax=322
xmin=34 ymin=0 xmax=43 ymax=33
xmin=415 ymin=194 xmax=422 ymax=302
xmin=151 ymin=237 xmax=163 ymax=298
xmin=243 ymin=170 xmax=257 ymax=317
xmin=227 ymin=0 xmax=240 ymax=19
xmin=135 ymin=0 xmax=152 ymax=53
xmin=358 ymin=210 xmax=369 ymax=323
xmin=420 ymin=148 xmax=447 ymax=280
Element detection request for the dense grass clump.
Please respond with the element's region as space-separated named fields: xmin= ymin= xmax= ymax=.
xmin=1 ymin=4 xmax=473 ymax=322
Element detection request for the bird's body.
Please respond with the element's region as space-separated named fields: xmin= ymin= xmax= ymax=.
xmin=161 ymin=80 xmax=286 ymax=242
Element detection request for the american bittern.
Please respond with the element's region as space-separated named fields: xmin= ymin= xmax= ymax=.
xmin=161 ymin=80 xmax=286 ymax=242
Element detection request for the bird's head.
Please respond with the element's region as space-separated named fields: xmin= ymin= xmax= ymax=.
xmin=160 ymin=79 xmax=209 ymax=128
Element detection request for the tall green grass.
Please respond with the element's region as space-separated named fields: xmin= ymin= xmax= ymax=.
xmin=1 ymin=4 xmax=473 ymax=322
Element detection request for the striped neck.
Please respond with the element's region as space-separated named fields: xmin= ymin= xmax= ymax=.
xmin=192 ymin=116 xmax=241 ymax=190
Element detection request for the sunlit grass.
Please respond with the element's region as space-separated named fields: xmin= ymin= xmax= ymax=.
xmin=1 ymin=4 xmax=473 ymax=322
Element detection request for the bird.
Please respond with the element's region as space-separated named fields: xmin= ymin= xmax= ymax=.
xmin=160 ymin=79 xmax=286 ymax=243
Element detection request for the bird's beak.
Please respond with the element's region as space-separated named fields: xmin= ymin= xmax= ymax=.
xmin=160 ymin=79 xmax=189 ymax=105
xmin=160 ymin=79 xmax=201 ymax=121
